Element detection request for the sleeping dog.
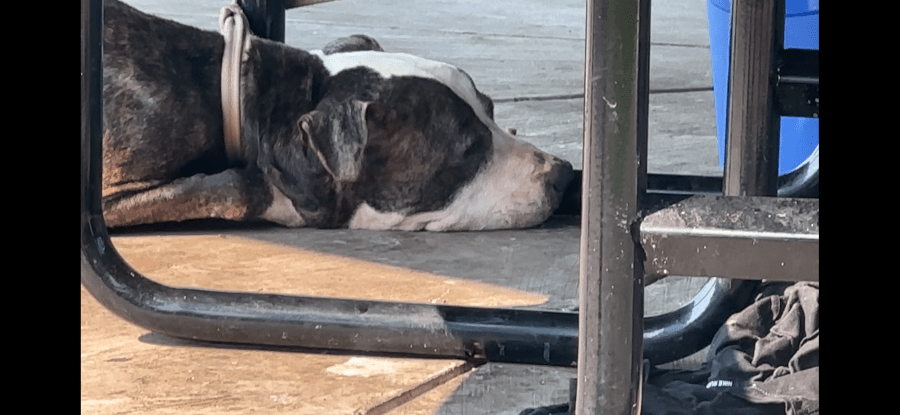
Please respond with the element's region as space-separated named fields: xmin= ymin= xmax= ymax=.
xmin=101 ymin=0 xmax=574 ymax=231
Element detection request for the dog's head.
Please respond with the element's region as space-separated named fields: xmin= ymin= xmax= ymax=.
xmin=270 ymin=51 xmax=574 ymax=231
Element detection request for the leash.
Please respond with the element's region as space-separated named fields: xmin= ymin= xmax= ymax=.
xmin=219 ymin=1 xmax=252 ymax=164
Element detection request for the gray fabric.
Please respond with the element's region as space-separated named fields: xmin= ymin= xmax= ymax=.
xmin=643 ymin=281 xmax=819 ymax=415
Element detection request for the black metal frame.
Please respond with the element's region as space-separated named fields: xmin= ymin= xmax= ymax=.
xmin=239 ymin=0 xmax=285 ymax=42
xmin=81 ymin=0 xmax=818 ymax=413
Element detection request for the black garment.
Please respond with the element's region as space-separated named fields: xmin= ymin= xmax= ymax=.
xmin=519 ymin=282 xmax=819 ymax=415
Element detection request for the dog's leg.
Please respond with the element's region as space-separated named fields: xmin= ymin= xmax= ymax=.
xmin=102 ymin=169 xmax=261 ymax=228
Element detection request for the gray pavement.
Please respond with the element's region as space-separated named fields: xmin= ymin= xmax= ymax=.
xmin=115 ymin=0 xmax=722 ymax=412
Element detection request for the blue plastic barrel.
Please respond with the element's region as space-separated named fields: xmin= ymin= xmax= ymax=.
xmin=707 ymin=0 xmax=819 ymax=174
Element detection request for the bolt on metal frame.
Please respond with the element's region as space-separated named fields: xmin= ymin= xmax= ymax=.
xmin=81 ymin=0 xmax=818 ymax=413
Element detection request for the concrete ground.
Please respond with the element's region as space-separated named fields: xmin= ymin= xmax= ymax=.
xmin=83 ymin=0 xmax=723 ymax=413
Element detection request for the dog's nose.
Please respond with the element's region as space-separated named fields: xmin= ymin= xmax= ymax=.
xmin=548 ymin=157 xmax=575 ymax=195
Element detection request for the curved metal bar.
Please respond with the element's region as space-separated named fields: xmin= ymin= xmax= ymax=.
xmin=778 ymin=145 xmax=818 ymax=198
xmin=643 ymin=278 xmax=760 ymax=364
xmin=81 ymin=215 xmax=756 ymax=366
xmin=87 ymin=216 xmax=744 ymax=366
xmin=86 ymin=211 xmax=747 ymax=367
xmin=81 ymin=229 xmax=580 ymax=365
xmin=84 ymin=212 xmax=742 ymax=367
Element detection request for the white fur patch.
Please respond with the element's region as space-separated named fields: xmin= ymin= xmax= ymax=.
xmin=259 ymin=184 xmax=306 ymax=227
xmin=346 ymin=203 xmax=408 ymax=230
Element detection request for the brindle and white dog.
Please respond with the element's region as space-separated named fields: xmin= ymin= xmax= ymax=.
xmin=102 ymin=0 xmax=574 ymax=231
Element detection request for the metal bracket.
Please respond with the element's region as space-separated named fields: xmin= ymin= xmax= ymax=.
xmin=640 ymin=195 xmax=819 ymax=282
xmin=776 ymin=49 xmax=819 ymax=118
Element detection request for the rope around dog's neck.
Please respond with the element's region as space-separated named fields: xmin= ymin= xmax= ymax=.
xmin=219 ymin=1 xmax=251 ymax=164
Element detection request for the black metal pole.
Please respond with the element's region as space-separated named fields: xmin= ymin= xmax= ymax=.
xmin=238 ymin=0 xmax=286 ymax=42
xmin=81 ymin=0 xmax=103 ymax=222
xmin=576 ymin=0 xmax=649 ymax=412
xmin=723 ymin=0 xmax=785 ymax=196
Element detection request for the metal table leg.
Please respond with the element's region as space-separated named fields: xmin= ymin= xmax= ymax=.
xmin=724 ymin=0 xmax=784 ymax=197
xmin=576 ymin=0 xmax=650 ymax=412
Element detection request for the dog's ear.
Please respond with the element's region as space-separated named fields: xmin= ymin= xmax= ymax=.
xmin=298 ymin=100 xmax=373 ymax=183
